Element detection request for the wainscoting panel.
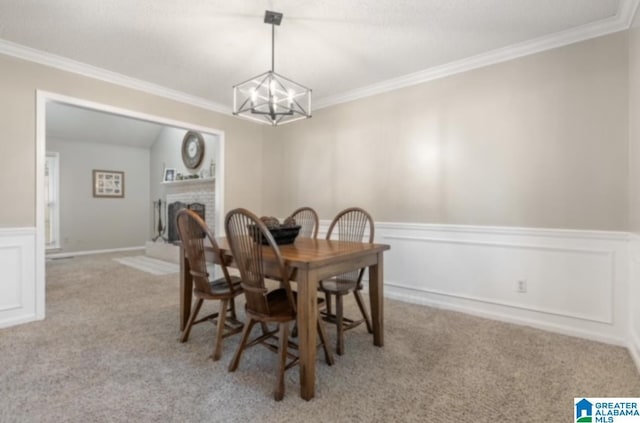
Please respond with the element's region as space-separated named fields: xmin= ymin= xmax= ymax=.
xmin=628 ymin=234 xmax=640 ymax=370
xmin=361 ymin=222 xmax=629 ymax=345
xmin=0 ymin=228 xmax=36 ymax=328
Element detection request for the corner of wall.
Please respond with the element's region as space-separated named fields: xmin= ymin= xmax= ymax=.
xmin=629 ymin=329 xmax=640 ymax=373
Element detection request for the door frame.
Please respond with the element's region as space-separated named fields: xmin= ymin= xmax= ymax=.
xmin=35 ymin=90 xmax=225 ymax=319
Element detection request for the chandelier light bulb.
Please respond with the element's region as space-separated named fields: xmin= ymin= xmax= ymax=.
xmin=288 ymin=89 xmax=294 ymax=107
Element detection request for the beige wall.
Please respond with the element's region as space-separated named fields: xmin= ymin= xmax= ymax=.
xmin=47 ymin=138 xmax=150 ymax=252
xmin=629 ymin=26 xmax=640 ymax=344
xmin=265 ymin=32 xmax=629 ymax=230
xmin=630 ymin=27 xmax=640 ymax=234
xmin=0 ymin=31 xmax=632 ymax=231
xmin=0 ymin=53 xmax=264 ymax=228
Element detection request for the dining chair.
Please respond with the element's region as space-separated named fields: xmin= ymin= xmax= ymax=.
xmin=319 ymin=207 xmax=375 ymax=355
xmin=287 ymin=206 xmax=319 ymax=239
xmin=176 ymin=208 xmax=244 ymax=361
xmin=225 ymin=208 xmax=334 ymax=401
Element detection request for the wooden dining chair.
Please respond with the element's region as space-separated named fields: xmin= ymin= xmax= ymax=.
xmin=176 ymin=208 xmax=244 ymax=361
xmin=225 ymin=208 xmax=333 ymax=401
xmin=287 ymin=206 xmax=319 ymax=239
xmin=319 ymin=207 xmax=375 ymax=355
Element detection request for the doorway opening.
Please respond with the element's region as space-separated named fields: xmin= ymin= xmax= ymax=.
xmin=36 ymin=91 xmax=226 ymax=320
xmin=44 ymin=152 xmax=60 ymax=250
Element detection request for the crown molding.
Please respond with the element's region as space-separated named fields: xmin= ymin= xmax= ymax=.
xmin=0 ymin=0 xmax=638 ymax=116
xmin=0 ymin=39 xmax=232 ymax=116
xmin=315 ymin=0 xmax=640 ymax=110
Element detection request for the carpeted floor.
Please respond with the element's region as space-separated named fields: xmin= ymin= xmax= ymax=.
xmin=1 ymin=252 xmax=639 ymax=422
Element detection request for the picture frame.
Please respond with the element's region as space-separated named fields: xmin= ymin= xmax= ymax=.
xmin=163 ymin=168 xmax=176 ymax=182
xmin=93 ymin=170 xmax=124 ymax=198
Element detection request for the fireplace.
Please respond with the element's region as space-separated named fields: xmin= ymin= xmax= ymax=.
xmin=164 ymin=179 xmax=215 ymax=242
xmin=146 ymin=179 xmax=215 ymax=262
xmin=167 ymin=202 xmax=205 ymax=243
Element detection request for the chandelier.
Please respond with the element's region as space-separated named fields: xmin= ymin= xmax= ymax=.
xmin=232 ymin=10 xmax=312 ymax=126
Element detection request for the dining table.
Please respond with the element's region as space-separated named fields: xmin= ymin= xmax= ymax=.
xmin=179 ymin=236 xmax=390 ymax=400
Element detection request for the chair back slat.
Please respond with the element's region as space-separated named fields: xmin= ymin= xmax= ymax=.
xmin=225 ymin=208 xmax=295 ymax=316
xmin=289 ymin=206 xmax=319 ymax=239
xmin=326 ymin=207 xmax=375 ymax=285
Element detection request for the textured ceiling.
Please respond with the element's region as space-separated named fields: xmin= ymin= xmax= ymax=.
xmin=1 ymin=0 xmax=636 ymax=114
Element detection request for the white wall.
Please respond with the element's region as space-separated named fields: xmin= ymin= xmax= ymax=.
xmin=150 ymin=127 xmax=218 ymax=185
xmin=0 ymin=229 xmax=35 ymax=328
xmin=374 ymin=223 xmax=629 ymax=346
xmin=47 ymin=138 xmax=150 ymax=252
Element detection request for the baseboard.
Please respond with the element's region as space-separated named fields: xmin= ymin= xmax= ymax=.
xmin=0 ymin=313 xmax=41 ymax=329
xmin=46 ymin=245 xmax=145 ymax=259
xmin=383 ymin=284 xmax=626 ymax=347
xmin=629 ymin=330 xmax=640 ymax=373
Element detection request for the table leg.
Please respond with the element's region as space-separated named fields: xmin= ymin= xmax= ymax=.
xmin=296 ymin=269 xmax=318 ymax=400
xmin=368 ymin=251 xmax=384 ymax=346
xmin=179 ymin=244 xmax=192 ymax=332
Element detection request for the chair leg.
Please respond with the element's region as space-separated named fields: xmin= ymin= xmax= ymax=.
xmin=336 ymin=294 xmax=344 ymax=356
xmin=275 ymin=322 xmax=289 ymax=401
xmin=260 ymin=322 xmax=270 ymax=335
xmin=229 ymin=319 xmax=256 ymax=372
xmin=325 ymin=292 xmax=332 ymax=315
xmin=211 ymin=298 xmax=228 ymax=361
xmin=180 ymin=298 xmax=203 ymax=343
xmin=317 ymin=316 xmax=334 ymax=366
xmin=353 ymin=289 xmax=373 ymax=334
xmin=229 ymin=296 xmax=238 ymax=320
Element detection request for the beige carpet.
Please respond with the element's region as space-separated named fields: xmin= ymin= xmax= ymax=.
xmin=1 ymin=252 xmax=639 ymax=422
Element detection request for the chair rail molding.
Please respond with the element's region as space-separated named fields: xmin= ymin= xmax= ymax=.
xmin=0 ymin=227 xmax=37 ymax=328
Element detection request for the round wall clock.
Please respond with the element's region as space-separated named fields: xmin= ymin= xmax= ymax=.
xmin=181 ymin=131 xmax=205 ymax=169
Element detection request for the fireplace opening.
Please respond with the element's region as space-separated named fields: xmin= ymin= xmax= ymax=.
xmin=167 ymin=202 xmax=205 ymax=244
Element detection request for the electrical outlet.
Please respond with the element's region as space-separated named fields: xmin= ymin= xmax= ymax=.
xmin=517 ymin=280 xmax=527 ymax=293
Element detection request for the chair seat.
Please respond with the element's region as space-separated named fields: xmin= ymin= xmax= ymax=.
xmin=318 ymin=278 xmax=358 ymax=294
xmin=246 ymin=288 xmax=296 ymax=322
xmin=196 ymin=275 xmax=243 ymax=298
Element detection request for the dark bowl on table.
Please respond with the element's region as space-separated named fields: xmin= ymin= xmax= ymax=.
xmin=249 ymin=225 xmax=301 ymax=245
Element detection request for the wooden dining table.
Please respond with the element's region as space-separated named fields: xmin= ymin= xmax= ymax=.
xmin=179 ymin=236 xmax=390 ymax=400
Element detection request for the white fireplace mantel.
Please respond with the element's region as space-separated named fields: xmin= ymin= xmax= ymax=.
xmin=163 ymin=177 xmax=215 ymax=188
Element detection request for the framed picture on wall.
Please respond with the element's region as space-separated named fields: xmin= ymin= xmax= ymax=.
xmin=93 ymin=170 xmax=125 ymax=198
xmin=163 ymin=168 xmax=176 ymax=183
